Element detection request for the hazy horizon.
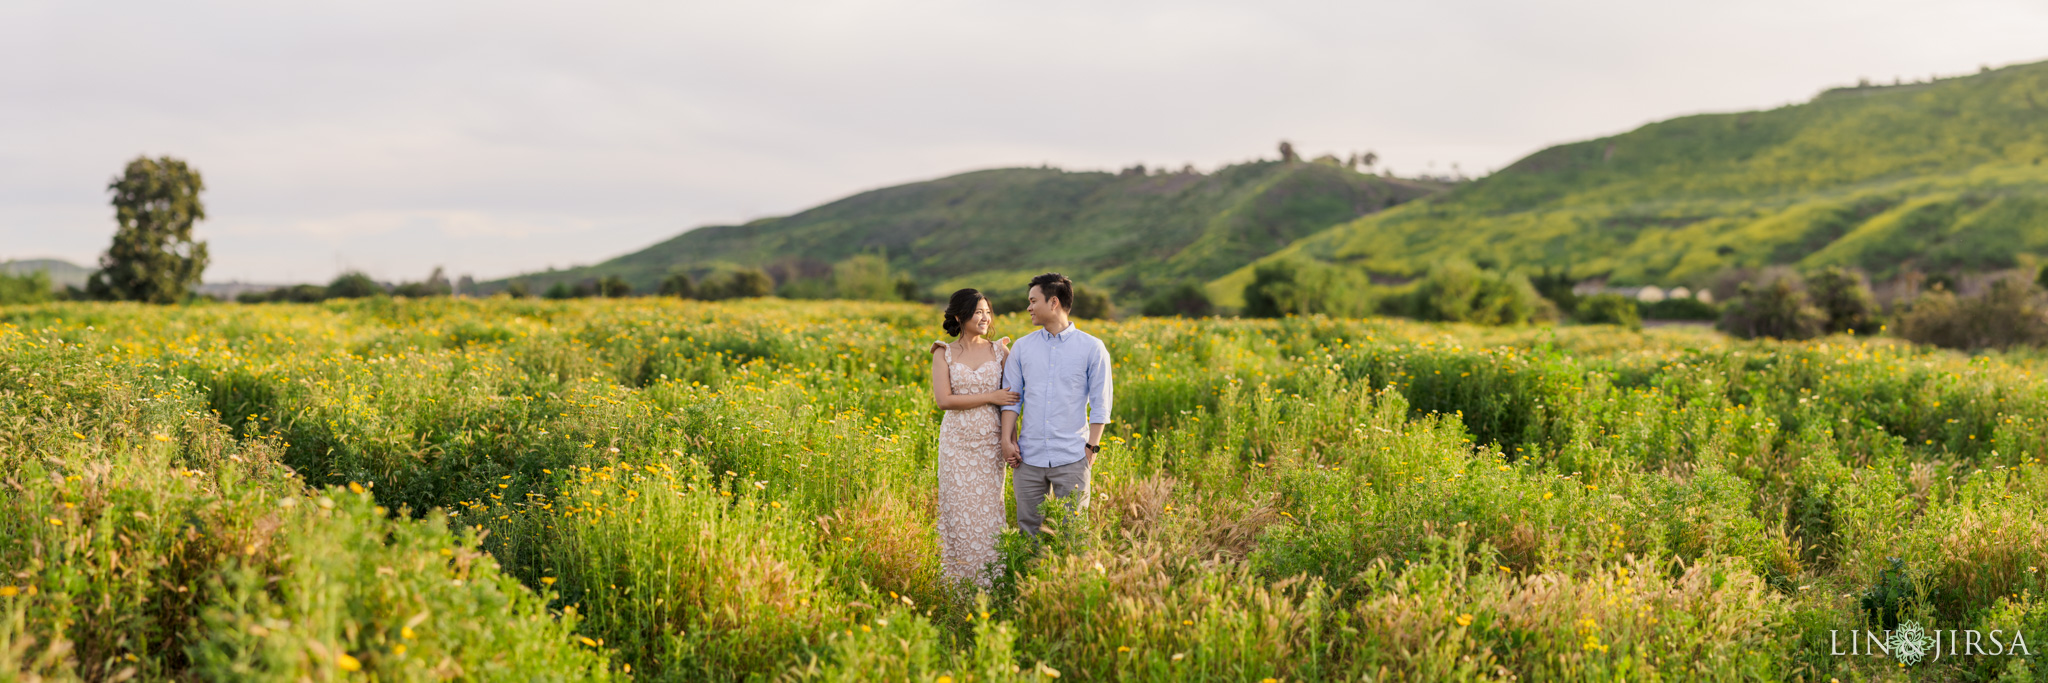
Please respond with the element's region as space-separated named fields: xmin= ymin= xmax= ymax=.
xmin=8 ymin=0 xmax=2048 ymax=284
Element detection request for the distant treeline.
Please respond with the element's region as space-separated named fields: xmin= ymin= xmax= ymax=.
xmin=1227 ymin=256 xmax=2048 ymax=352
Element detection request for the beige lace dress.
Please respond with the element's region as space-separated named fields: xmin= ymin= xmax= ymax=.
xmin=932 ymin=339 xmax=1008 ymax=588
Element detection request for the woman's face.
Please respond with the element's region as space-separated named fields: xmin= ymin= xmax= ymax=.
xmin=968 ymin=298 xmax=993 ymax=336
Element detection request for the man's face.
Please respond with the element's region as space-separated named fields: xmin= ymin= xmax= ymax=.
xmin=1027 ymin=285 xmax=1053 ymax=326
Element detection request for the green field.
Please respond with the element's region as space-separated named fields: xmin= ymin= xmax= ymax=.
xmin=4 ymin=298 xmax=2046 ymax=681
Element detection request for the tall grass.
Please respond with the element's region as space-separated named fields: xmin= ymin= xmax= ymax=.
xmin=4 ymin=298 xmax=2046 ymax=680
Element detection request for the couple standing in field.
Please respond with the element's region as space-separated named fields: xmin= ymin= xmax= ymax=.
xmin=928 ymin=272 xmax=1114 ymax=588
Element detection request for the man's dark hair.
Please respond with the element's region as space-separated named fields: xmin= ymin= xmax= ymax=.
xmin=1028 ymin=272 xmax=1074 ymax=311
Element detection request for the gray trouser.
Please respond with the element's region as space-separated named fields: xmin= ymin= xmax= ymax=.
xmin=1014 ymin=458 xmax=1091 ymax=536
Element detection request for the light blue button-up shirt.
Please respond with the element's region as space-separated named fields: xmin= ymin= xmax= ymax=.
xmin=1001 ymin=323 xmax=1113 ymax=468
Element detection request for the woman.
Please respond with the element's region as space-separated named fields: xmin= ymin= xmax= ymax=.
xmin=930 ymin=288 xmax=1016 ymax=588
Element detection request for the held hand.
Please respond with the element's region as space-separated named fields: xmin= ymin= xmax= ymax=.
xmin=1001 ymin=439 xmax=1021 ymax=468
xmin=985 ymin=389 xmax=1020 ymax=407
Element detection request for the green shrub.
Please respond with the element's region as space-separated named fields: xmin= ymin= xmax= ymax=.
xmin=1575 ymin=293 xmax=1641 ymax=329
xmin=1892 ymin=277 xmax=2048 ymax=350
xmin=1404 ymin=261 xmax=1550 ymax=325
xmin=188 ymin=487 xmax=618 ymax=682
xmin=0 ymin=270 xmax=53 ymax=305
xmin=326 ymin=271 xmax=382 ymax=299
xmin=1807 ymin=266 xmax=1879 ymax=334
xmin=1718 ymin=273 xmax=1826 ymax=340
xmin=531 ymin=459 xmax=848 ymax=678
xmin=699 ymin=268 xmax=776 ymax=300
xmin=658 ymin=272 xmax=695 ymax=298
xmin=1073 ymin=285 xmax=1114 ymax=320
xmin=1243 ymin=259 xmax=1374 ymax=318
xmin=1142 ymin=281 xmax=1215 ymax=317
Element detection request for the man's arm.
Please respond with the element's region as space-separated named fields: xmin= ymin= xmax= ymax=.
xmin=1085 ymin=340 xmax=1112 ymax=462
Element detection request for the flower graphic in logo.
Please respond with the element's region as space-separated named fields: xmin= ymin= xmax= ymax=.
xmin=1888 ymin=621 xmax=1934 ymax=665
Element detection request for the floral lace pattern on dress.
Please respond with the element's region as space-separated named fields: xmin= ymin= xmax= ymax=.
xmin=932 ymin=339 xmax=1008 ymax=588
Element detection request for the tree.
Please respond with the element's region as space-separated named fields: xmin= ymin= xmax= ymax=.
xmin=1072 ymin=286 xmax=1113 ymax=320
xmin=1278 ymin=141 xmax=1299 ymax=163
xmin=1717 ymin=273 xmax=1826 ymax=340
xmin=327 ymin=271 xmax=382 ymax=299
xmin=1893 ymin=277 xmax=2048 ymax=350
xmin=505 ymin=280 xmax=533 ymax=298
xmin=87 ymin=156 xmax=210 ymax=303
xmin=659 ymin=272 xmax=695 ymax=298
xmin=1408 ymin=261 xmax=1546 ymax=325
xmin=543 ymin=281 xmax=575 ymax=300
xmin=831 ymin=254 xmax=893 ymax=300
xmin=1141 ymin=281 xmax=1214 ymax=318
xmin=700 ymin=268 xmax=774 ymax=300
xmin=1360 ymin=150 xmax=1379 ymax=170
xmin=1807 ymin=266 xmax=1879 ymax=334
xmin=598 ymin=275 xmax=631 ymax=298
xmin=893 ymin=275 xmax=921 ymax=302
xmin=393 ymin=267 xmax=453 ymax=297
xmin=1529 ymin=265 xmax=1580 ymax=316
xmin=1243 ymin=259 xmax=1375 ymax=319
xmin=1243 ymin=260 xmax=1300 ymax=318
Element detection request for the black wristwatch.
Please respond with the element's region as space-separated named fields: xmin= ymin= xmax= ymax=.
xmin=1085 ymin=443 xmax=1101 ymax=454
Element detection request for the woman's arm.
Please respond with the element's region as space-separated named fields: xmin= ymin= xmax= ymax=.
xmin=931 ymin=347 xmax=1018 ymax=410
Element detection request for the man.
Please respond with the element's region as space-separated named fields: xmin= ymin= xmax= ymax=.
xmin=1000 ymin=272 xmax=1113 ymax=536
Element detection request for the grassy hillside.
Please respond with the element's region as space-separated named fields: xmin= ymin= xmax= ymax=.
xmin=1215 ymin=60 xmax=2048 ymax=305
xmin=0 ymin=259 xmax=91 ymax=290
xmin=487 ymin=161 xmax=1443 ymax=297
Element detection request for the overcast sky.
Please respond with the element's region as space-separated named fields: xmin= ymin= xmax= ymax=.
xmin=6 ymin=1 xmax=2047 ymax=284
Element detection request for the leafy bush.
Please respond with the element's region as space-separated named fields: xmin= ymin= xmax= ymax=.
xmin=698 ymin=268 xmax=776 ymax=300
xmin=831 ymin=254 xmax=894 ymax=300
xmin=1402 ymin=261 xmax=1549 ymax=325
xmin=1243 ymin=259 xmax=1373 ymax=318
xmin=1574 ymin=293 xmax=1641 ymax=329
xmin=1806 ymin=266 xmax=1879 ymax=334
xmin=597 ymin=275 xmax=631 ymax=298
xmin=1718 ymin=273 xmax=1826 ymax=340
xmin=1141 ymin=281 xmax=1215 ymax=317
xmin=326 ymin=271 xmax=383 ymax=299
xmin=1072 ymin=285 xmax=1114 ymax=320
xmin=658 ymin=272 xmax=695 ymax=298
xmin=1892 ymin=277 xmax=2048 ymax=350
xmin=1529 ymin=266 xmax=1581 ymax=316
xmin=0 ymin=271 xmax=53 ymax=305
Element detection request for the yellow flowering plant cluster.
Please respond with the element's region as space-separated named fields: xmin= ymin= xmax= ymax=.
xmin=2 ymin=296 xmax=2046 ymax=680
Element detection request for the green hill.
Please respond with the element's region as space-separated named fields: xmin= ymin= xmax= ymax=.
xmin=1214 ymin=60 xmax=2048 ymax=305
xmin=487 ymin=161 xmax=1444 ymax=297
xmin=1 ymin=259 xmax=92 ymax=290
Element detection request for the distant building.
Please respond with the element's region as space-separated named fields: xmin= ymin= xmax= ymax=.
xmin=1570 ymin=280 xmax=1712 ymax=303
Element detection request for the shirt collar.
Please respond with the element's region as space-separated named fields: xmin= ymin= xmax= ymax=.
xmin=1044 ymin=323 xmax=1078 ymax=341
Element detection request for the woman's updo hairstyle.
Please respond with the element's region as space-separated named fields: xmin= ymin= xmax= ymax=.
xmin=942 ymin=288 xmax=987 ymax=338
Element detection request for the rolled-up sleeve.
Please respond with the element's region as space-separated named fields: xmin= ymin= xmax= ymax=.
xmin=1001 ymin=339 xmax=1025 ymax=414
xmin=1086 ymin=340 xmax=1112 ymax=424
